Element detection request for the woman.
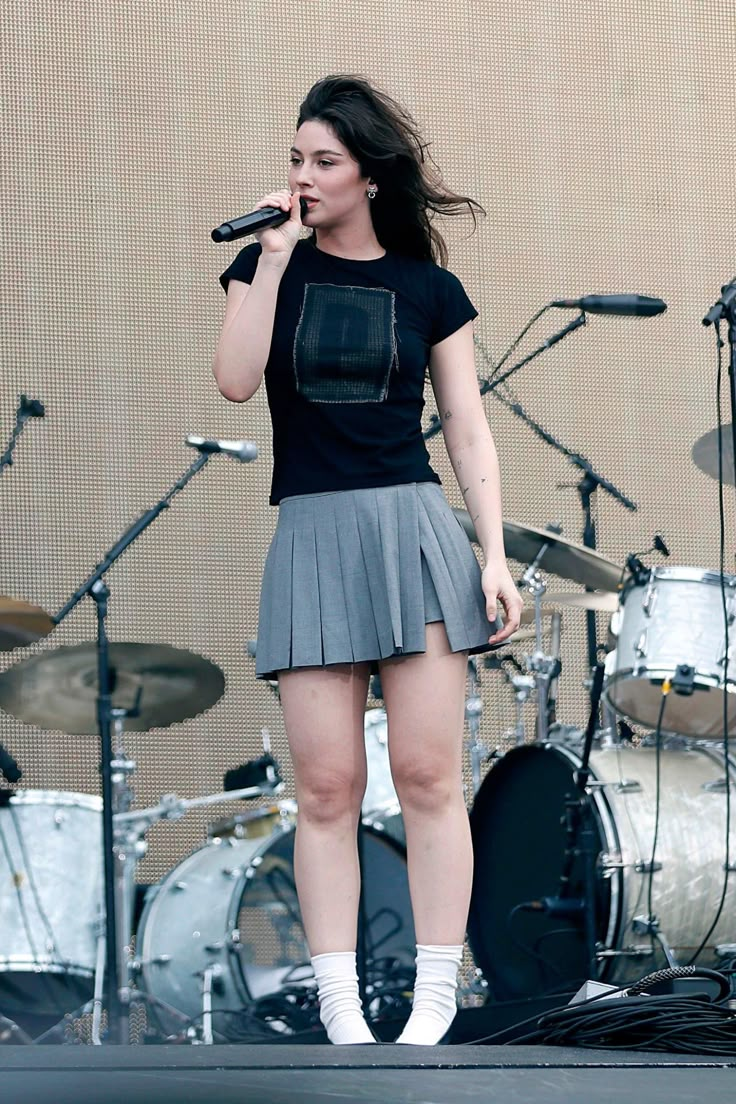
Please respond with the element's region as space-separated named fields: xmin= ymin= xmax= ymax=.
xmin=214 ymin=75 xmax=522 ymax=1045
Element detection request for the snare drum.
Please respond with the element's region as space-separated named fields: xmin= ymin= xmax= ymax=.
xmin=605 ymin=566 xmax=736 ymax=738
xmin=0 ymin=790 xmax=103 ymax=1015
xmin=468 ymin=741 xmax=736 ymax=1000
xmin=137 ymin=803 xmax=414 ymax=1037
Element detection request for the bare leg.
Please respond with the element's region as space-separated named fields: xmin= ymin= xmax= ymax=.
xmin=379 ymin=623 xmax=472 ymax=945
xmin=278 ymin=662 xmax=371 ymax=955
xmin=379 ymin=624 xmax=471 ymax=1044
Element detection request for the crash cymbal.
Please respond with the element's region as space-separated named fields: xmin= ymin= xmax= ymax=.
xmin=691 ymin=425 xmax=735 ymax=485
xmin=0 ymin=642 xmax=225 ymax=734
xmin=452 ymin=510 xmax=621 ymax=592
xmin=0 ymin=597 xmax=55 ymax=651
xmin=541 ymin=590 xmax=620 ymax=613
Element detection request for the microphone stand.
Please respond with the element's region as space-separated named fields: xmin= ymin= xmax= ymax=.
xmin=52 ymin=450 xmax=215 ymax=1043
xmin=703 ymin=277 xmax=736 ymax=504
xmin=472 ymin=323 xmax=637 ymax=677
xmin=0 ymin=395 xmax=45 ymax=476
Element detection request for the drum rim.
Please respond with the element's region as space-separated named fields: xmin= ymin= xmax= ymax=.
xmin=622 ymin=565 xmax=736 ymax=600
xmin=0 ymin=954 xmax=93 ymax=977
xmin=7 ymin=789 xmax=102 ymax=811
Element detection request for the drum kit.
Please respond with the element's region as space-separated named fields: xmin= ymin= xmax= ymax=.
xmin=1 ymin=411 xmax=736 ymax=1043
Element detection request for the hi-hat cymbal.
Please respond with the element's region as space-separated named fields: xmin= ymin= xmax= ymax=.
xmin=692 ymin=425 xmax=736 ymax=485
xmin=453 ymin=510 xmax=621 ymax=592
xmin=0 ymin=642 xmax=225 ymax=734
xmin=542 ymin=590 xmax=620 ymax=613
xmin=0 ymin=597 xmax=55 ymax=651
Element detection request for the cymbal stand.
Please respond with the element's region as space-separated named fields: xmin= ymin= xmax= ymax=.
xmin=519 ymin=556 xmax=559 ymax=745
xmin=51 ymin=450 xmax=220 ymax=1043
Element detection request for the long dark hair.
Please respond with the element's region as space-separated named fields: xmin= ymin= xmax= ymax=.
xmin=297 ymin=75 xmax=484 ymax=266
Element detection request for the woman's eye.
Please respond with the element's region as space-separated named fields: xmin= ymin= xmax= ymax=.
xmin=319 ymin=160 xmax=334 ymax=168
xmin=289 ymin=157 xmax=301 ymax=166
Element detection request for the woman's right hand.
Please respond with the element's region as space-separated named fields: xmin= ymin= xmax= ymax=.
xmin=254 ymin=190 xmax=303 ymax=258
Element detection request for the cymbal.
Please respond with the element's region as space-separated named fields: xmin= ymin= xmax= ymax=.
xmin=0 ymin=642 xmax=225 ymax=734
xmin=691 ymin=425 xmax=735 ymax=485
xmin=453 ymin=510 xmax=621 ymax=592
xmin=0 ymin=597 xmax=55 ymax=651
xmin=541 ymin=590 xmax=620 ymax=613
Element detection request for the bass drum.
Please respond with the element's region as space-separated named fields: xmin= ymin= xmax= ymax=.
xmin=468 ymin=741 xmax=736 ymax=1000
xmin=137 ymin=805 xmax=415 ymax=1037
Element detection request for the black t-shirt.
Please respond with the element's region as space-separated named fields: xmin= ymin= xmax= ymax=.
xmin=219 ymin=239 xmax=478 ymax=504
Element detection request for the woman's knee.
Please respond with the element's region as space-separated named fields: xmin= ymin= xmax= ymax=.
xmin=390 ymin=753 xmax=461 ymax=815
xmin=295 ymin=767 xmax=366 ymax=825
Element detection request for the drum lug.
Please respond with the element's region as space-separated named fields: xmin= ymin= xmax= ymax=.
xmin=614 ymin=778 xmax=642 ymax=794
xmin=642 ymin=577 xmax=657 ymax=617
xmin=204 ymin=942 xmax=224 ymax=953
xmin=634 ymin=630 xmax=648 ymax=659
xmin=222 ymin=867 xmax=243 ymax=879
xmin=634 ymin=860 xmax=662 ymax=874
xmin=173 ymin=881 xmax=188 ymax=891
xmin=151 ymin=954 xmax=171 ymax=966
xmin=703 ymin=777 xmax=730 ymax=793
xmin=599 ymin=851 xmax=624 ymax=875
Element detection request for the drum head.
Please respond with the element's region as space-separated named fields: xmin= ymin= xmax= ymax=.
xmin=468 ymin=745 xmax=613 ymax=1001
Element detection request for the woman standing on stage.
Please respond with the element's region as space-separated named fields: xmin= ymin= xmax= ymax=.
xmin=214 ymin=75 xmax=522 ymax=1045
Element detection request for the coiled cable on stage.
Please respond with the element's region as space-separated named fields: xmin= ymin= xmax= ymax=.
xmin=471 ymin=968 xmax=736 ymax=1055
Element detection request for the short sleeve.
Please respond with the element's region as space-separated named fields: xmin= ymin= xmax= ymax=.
xmin=430 ymin=267 xmax=478 ymax=345
xmin=219 ymin=242 xmax=263 ymax=293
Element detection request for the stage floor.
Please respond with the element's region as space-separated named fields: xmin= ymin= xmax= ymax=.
xmin=2 ymin=1043 xmax=735 ymax=1104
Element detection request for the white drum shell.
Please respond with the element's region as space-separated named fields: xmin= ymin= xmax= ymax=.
xmin=605 ymin=567 xmax=736 ymax=738
xmin=0 ymin=789 xmax=103 ymax=1014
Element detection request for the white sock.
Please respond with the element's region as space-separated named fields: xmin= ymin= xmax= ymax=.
xmin=396 ymin=944 xmax=463 ymax=1045
xmin=310 ymin=951 xmax=375 ymax=1045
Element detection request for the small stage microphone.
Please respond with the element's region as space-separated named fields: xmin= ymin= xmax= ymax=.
xmin=185 ymin=436 xmax=258 ymax=463
xmin=19 ymin=395 xmax=45 ymax=419
xmin=211 ymin=198 xmax=309 ymax=243
xmin=551 ymin=294 xmax=667 ymax=317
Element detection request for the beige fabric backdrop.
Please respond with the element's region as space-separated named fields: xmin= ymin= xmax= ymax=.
xmin=1 ymin=0 xmax=735 ymax=896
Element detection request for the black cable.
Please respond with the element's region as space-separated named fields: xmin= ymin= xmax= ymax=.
xmin=645 ymin=692 xmax=667 ymax=944
xmin=686 ymin=319 xmax=732 ymax=964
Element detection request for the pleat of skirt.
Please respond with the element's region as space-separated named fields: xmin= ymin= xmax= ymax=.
xmin=254 ymin=481 xmax=497 ymax=680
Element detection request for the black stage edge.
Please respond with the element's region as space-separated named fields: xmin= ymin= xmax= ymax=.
xmin=2 ymin=1044 xmax=735 ymax=1104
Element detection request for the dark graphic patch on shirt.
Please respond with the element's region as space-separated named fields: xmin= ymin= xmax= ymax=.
xmin=293 ymin=284 xmax=397 ymax=403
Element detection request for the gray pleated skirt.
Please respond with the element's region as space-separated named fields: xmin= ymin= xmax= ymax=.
xmin=254 ymin=481 xmax=496 ymax=680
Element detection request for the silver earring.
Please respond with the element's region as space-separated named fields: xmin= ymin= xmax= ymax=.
xmin=367 ymin=185 xmax=377 ymax=199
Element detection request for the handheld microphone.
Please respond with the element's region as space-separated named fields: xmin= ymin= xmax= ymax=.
xmin=185 ymin=435 xmax=258 ymax=463
xmin=551 ymin=294 xmax=667 ymax=317
xmin=211 ymin=197 xmax=309 ymax=243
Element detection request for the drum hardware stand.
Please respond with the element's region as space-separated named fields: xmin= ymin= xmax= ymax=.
xmin=549 ymin=663 xmax=608 ymax=981
xmin=483 ymin=653 xmax=535 ymax=747
xmin=465 ymin=657 xmax=486 ymax=794
xmin=518 ymin=559 xmax=561 ymax=745
xmin=50 ymin=448 xmax=244 ymax=1044
xmin=0 ymin=394 xmax=45 ymax=477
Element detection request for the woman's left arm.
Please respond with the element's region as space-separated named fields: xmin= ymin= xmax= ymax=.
xmin=429 ymin=320 xmax=523 ymax=644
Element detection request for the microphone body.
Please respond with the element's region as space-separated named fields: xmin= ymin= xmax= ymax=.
xmin=211 ymin=198 xmax=308 ymax=243
xmin=551 ymin=294 xmax=667 ymax=317
xmin=186 ymin=435 xmax=258 ymax=463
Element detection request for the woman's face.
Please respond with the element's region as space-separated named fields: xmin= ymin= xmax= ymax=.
xmin=288 ymin=119 xmax=373 ymax=230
